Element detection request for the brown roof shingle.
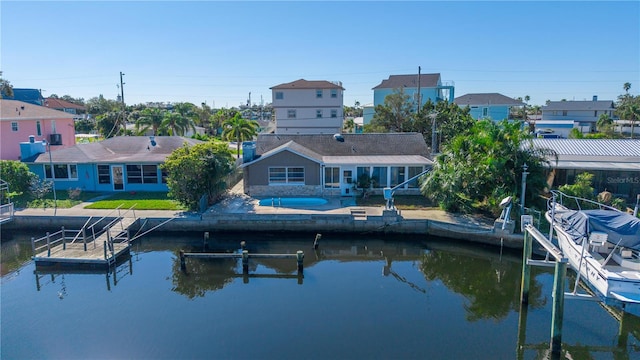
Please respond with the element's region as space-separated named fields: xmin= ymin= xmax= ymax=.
xmin=372 ymin=74 xmax=441 ymax=90
xmin=1 ymin=99 xmax=75 ymax=120
xmin=270 ymin=79 xmax=344 ymax=90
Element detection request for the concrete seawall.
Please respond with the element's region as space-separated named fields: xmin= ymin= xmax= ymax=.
xmin=5 ymin=212 xmax=523 ymax=249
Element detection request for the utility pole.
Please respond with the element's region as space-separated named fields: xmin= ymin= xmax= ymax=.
xmin=417 ymin=66 xmax=421 ymax=114
xmin=120 ymin=72 xmax=126 ymax=135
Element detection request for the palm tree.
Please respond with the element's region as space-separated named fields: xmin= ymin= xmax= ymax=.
xmin=624 ymin=82 xmax=631 ymax=94
xmin=161 ymin=112 xmax=195 ymax=136
xmin=221 ymin=113 xmax=259 ymax=157
xmin=343 ymin=118 xmax=355 ymax=133
xmin=136 ymin=108 xmax=166 ymax=135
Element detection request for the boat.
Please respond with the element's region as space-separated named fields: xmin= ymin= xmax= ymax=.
xmin=545 ymin=190 xmax=640 ymax=307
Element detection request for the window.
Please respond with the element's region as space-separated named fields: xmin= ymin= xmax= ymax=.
xmin=275 ymin=92 xmax=283 ymax=100
xmin=407 ymin=166 xmax=424 ymax=188
xmin=482 ymin=108 xmax=488 ymax=117
xmin=331 ymin=89 xmax=337 ymax=98
xmin=562 ymin=110 xmax=567 ymax=116
xmin=51 ymin=120 xmax=56 ymax=133
xmin=44 ymin=164 xmax=78 ymax=180
xmin=356 ymin=167 xmax=370 ymax=188
xmin=371 ymin=167 xmax=388 ymax=188
xmin=11 ymin=122 xmax=18 ymax=131
xmin=324 ymin=167 xmax=340 ymax=188
xmin=126 ymin=164 xmax=158 ymax=184
xmin=390 ymin=167 xmax=406 ymax=187
xmin=269 ymin=167 xmax=305 ymax=184
xmin=594 ymin=111 xmax=597 ymax=117
xmin=316 ymin=90 xmax=323 ymax=98
xmin=36 ymin=121 xmax=42 ymax=136
xmin=331 ymin=109 xmax=337 ymax=118
xmin=287 ymin=110 xmax=296 ymax=118
xmin=98 ymin=165 xmax=111 ymax=184
xmin=316 ymin=110 xmax=323 ymax=118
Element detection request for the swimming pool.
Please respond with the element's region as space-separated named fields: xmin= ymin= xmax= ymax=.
xmin=258 ymin=197 xmax=328 ymax=207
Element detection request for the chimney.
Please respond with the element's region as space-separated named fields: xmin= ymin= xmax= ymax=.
xmin=593 ymin=95 xmax=598 ymax=101
xmin=29 ymin=135 xmax=35 ymax=143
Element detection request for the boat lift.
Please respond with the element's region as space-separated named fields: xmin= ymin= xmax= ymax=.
xmin=383 ymin=169 xmax=430 ymax=210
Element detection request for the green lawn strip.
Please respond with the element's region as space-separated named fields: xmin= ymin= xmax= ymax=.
xmin=15 ymin=191 xmax=104 ymax=209
xmin=84 ymin=192 xmax=185 ymax=210
xmin=356 ymin=195 xmax=436 ymax=210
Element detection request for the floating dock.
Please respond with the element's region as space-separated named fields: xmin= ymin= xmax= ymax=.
xmin=31 ymin=212 xmax=137 ymax=268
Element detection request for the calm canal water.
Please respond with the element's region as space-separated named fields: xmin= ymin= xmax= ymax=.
xmin=1 ymin=230 xmax=639 ymax=360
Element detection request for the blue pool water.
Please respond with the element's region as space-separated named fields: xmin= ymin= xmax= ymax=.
xmin=258 ymin=197 xmax=328 ymax=207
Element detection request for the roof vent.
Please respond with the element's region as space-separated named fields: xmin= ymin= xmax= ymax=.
xmin=333 ymin=133 xmax=344 ymax=142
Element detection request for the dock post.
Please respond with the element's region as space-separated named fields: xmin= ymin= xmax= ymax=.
xmin=203 ymin=232 xmax=209 ymax=248
xmin=520 ymin=230 xmax=532 ymax=304
xmin=46 ymin=232 xmax=51 ymax=257
xmin=62 ymin=226 xmax=66 ymax=250
xmin=103 ymin=241 xmax=108 ymax=260
xmin=242 ymin=250 xmax=249 ymax=272
xmin=180 ymin=250 xmax=186 ymax=271
xmin=550 ymin=258 xmax=567 ymax=355
xmin=82 ymin=228 xmax=87 ymax=251
xmin=297 ymin=250 xmax=304 ymax=272
xmin=31 ymin=237 xmax=36 ymax=257
xmin=241 ymin=241 xmax=246 ymax=250
xmin=313 ymin=233 xmax=321 ymax=250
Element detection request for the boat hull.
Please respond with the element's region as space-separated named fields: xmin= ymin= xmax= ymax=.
xmin=546 ymin=212 xmax=640 ymax=306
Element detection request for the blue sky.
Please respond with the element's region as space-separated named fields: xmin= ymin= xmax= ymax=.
xmin=2 ymin=1 xmax=638 ymax=108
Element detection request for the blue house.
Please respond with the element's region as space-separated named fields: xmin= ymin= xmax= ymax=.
xmin=453 ymin=93 xmax=524 ymax=121
xmin=20 ymin=136 xmax=203 ymax=192
xmin=1 ymin=88 xmax=45 ymax=106
xmin=364 ymin=73 xmax=455 ymax=125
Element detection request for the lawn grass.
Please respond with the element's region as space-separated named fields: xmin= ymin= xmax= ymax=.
xmin=84 ymin=192 xmax=185 ymax=210
xmin=356 ymin=195 xmax=436 ymax=210
xmin=13 ymin=191 xmax=104 ymax=209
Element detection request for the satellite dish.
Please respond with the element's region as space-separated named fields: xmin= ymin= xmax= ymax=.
xmin=149 ymin=136 xmax=157 ymax=147
xmin=333 ymin=133 xmax=344 ymax=142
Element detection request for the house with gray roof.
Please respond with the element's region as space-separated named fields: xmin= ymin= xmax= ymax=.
xmin=365 ymin=73 xmax=455 ymax=125
xmin=531 ymin=138 xmax=640 ymax=200
xmin=270 ymin=79 xmax=344 ymax=135
xmin=20 ymin=136 xmax=202 ymax=192
xmin=541 ymin=97 xmax=616 ymax=134
xmin=241 ymin=133 xmax=432 ymax=197
xmin=453 ymin=93 xmax=524 ymax=121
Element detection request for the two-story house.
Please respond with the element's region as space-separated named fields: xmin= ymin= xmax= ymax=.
xmin=1 ymin=99 xmax=76 ymax=160
xmin=453 ymin=93 xmax=524 ymax=121
xmin=270 ymin=79 xmax=344 ymax=134
xmin=44 ymin=97 xmax=87 ymax=120
xmin=364 ymin=73 xmax=455 ymax=125
xmin=541 ymin=97 xmax=615 ymax=134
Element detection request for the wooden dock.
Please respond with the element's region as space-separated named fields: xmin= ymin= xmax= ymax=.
xmin=31 ymin=209 xmax=138 ymax=268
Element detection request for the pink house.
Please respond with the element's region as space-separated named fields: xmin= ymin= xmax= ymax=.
xmin=1 ymin=99 xmax=76 ymax=160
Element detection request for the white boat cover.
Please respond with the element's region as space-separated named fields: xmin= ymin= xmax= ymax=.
xmin=553 ymin=209 xmax=640 ymax=250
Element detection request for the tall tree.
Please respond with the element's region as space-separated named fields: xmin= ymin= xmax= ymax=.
xmin=0 ymin=71 xmax=14 ymax=98
xmin=369 ymin=88 xmax=414 ymax=132
xmin=162 ymin=141 xmax=234 ymax=211
xmin=616 ymin=83 xmax=639 ymax=138
xmin=421 ymin=119 xmax=556 ymax=215
xmin=221 ymin=113 xmax=259 ymax=157
xmin=161 ymin=111 xmax=195 ymax=136
xmin=96 ymin=111 xmax=124 ymax=138
xmin=136 ymin=108 xmax=166 ymax=135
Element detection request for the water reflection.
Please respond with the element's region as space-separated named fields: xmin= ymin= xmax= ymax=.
xmin=1 ymin=231 xmax=639 ymax=359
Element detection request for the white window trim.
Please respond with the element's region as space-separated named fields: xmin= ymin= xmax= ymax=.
xmin=268 ymin=166 xmax=305 ymax=185
xmin=44 ymin=164 xmax=78 ymax=181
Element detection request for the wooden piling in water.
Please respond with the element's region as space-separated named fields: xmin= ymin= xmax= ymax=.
xmin=313 ymin=233 xmax=321 ymax=250
xmin=204 ymin=232 xmax=209 ymax=247
xmin=180 ymin=250 xmax=186 ymax=271
xmin=61 ymin=226 xmax=66 ymax=250
xmin=520 ymin=230 xmax=532 ymax=304
xmin=46 ymin=232 xmax=51 ymax=257
xmin=297 ymin=250 xmax=304 ymax=272
xmin=550 ymin=258 xmax=567 ymax=355
xmin=242 ymin=250 xmax=249 ymax=272
xmin=241 ymin=241 xmax=246 ymax=250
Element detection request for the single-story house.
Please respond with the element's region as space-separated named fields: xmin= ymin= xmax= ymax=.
xmin=20 ymin=136 xmax=202 ymax=192
xmin=531 ymin=138 xmax=640 ymax=200
xmin=241 ymin=133 xmax=433 ymax=197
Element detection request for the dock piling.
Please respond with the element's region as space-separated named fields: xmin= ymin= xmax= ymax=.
xmin=203 ymin=232 xmax=209 ymax=248
xmin=550 ymin=258 xmax=567 ymax=355
xmin=297 ymin=250 xmax=304 ymax=272
xmin=241 ymin=241 xmax=246 ymax=250
xmin=82 ymin=228 xmax=87 ymax=251
xmin=46 ymin=232 xmax=51 ymax=257
xmin=313 ymin=233 xmax=321 ymax=250
xmin=520 ymin=230 xmax=532 ymax=304
xmin=180 ymin=250 xmax=186 ymax=271
xmin=61 ymin=226 xmax=66 ymax=250
xmin=242 ymin=250 xmax=249 ymax=272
